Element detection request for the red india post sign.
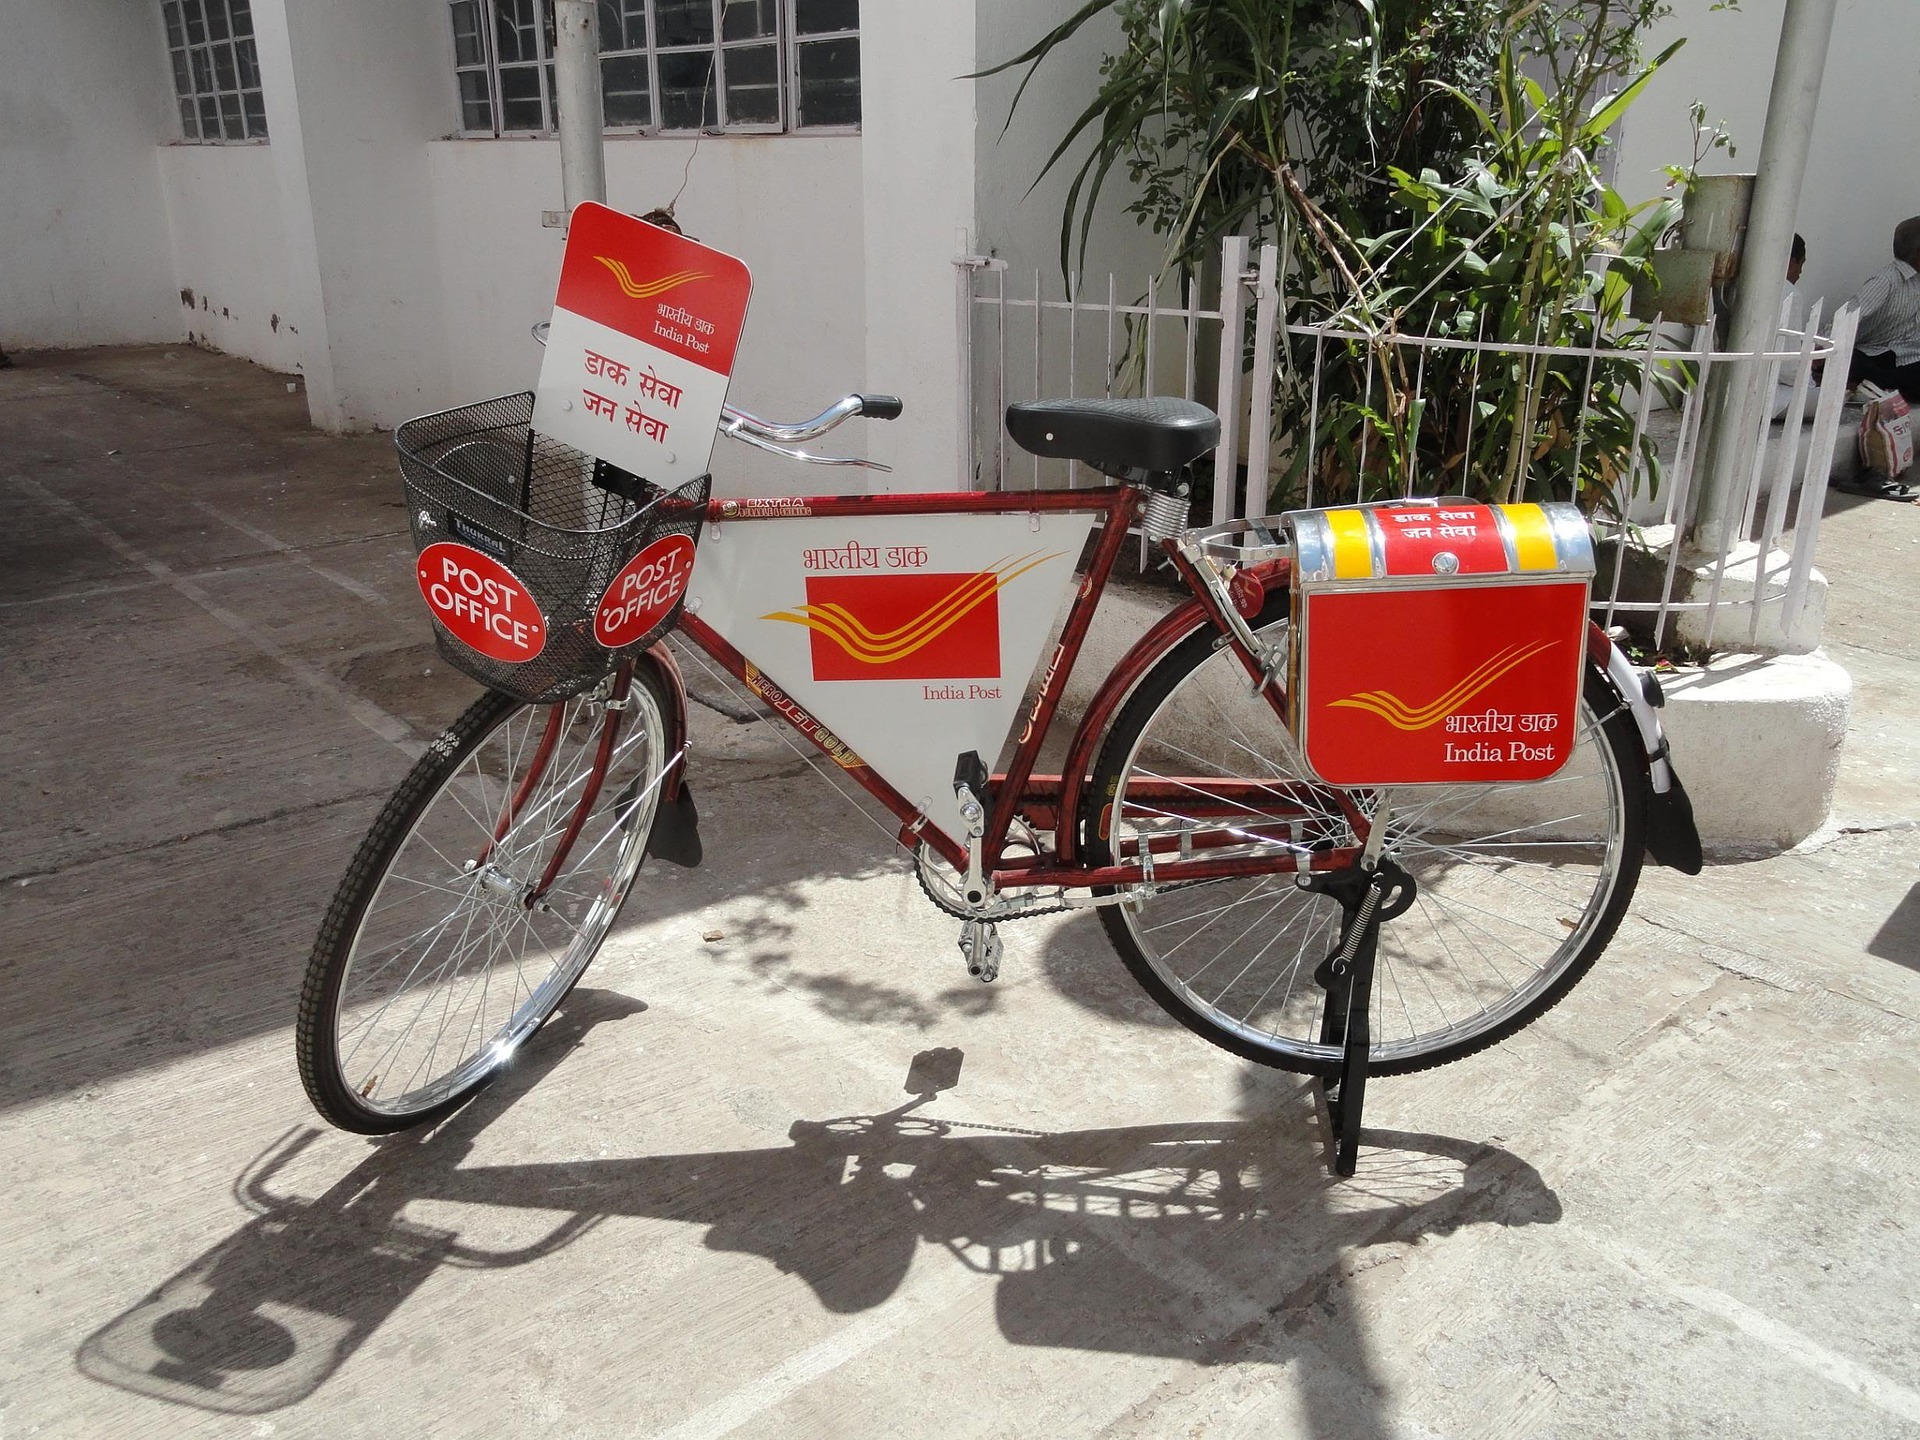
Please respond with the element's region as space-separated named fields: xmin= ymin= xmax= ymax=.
xmin=1296 ymin=582 xmax=1589 ymax=786
xmin=532 ymin=202 xmax=752 ymax=486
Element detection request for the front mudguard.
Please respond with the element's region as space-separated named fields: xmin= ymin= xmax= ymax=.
xmin=1589 ymin=624 xmax=1702 ymax=875
xmin=638 ymin=640 xmax=702 ymax=867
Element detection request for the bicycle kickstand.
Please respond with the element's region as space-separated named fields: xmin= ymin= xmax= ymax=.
xmin=1304 ymin=858 xmax=1415 ymax=1178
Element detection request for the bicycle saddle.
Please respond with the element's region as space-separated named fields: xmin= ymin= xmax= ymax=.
xmin=1005 ymin=397 xmax=1219 ymax=474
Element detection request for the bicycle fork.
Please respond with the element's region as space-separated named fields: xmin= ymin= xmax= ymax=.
xmin=475 ymin=656 xmax=636 ymax=908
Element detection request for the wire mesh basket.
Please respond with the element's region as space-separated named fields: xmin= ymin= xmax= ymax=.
xmin=396 ymin=392 xmax=708 ymax=705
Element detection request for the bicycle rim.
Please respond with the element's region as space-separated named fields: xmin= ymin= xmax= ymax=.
xmin=1093 ymin=617 xmax=1641 ymax=1075
xmin=326 ymin=681 xmax=668 ymax=1120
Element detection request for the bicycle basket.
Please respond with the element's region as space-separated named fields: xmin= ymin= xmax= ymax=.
xmin=396 ymin=391 xmax=708 ymax=705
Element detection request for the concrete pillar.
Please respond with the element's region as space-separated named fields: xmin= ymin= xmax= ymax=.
xmin=249 ymin=0 xmax=457 ymax=431
xmin=858 ymin=5 xmax=977 ymax=490
xmin=552 ymin=0 xmax=607 ymax=213
xmin=1691 ymin=0 xmax=1839 ymax=552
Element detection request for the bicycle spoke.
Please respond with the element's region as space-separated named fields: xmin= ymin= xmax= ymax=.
xmin=316 ymin=677 xmax=669 ymax=1124
xmin=1095 ymin=610 xmax=1635 ymax=1074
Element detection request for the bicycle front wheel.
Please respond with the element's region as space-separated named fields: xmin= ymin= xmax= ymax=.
xmin=1085 ymin=600 xmax=1645 ymax=1076
xmin=297 ymin=666 xmax=672 ymax=1132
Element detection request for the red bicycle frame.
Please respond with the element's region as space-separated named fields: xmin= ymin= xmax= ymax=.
xmin=670 ymin=483 xmax=1367 ymax=895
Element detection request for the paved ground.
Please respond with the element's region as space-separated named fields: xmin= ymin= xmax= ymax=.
xmin=2 ymin=347 xmax=1916 ymax=1438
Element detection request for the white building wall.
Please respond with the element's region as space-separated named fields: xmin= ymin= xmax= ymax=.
xmin=0 ymin=0 xmax=179 ymax=349
xmin=973 ymin=2 xmax=1162 ymax=295
xmin=1613 ymin=0 xmax=1920 ymax=321
xmin=156 ymin=145 xmax=303 ymax=372
xmin=7 ymin=0 xmax=1135 ymax=498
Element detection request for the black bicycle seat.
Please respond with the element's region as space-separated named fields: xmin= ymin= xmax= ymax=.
xmin=1005 ymin=397 xmax=1219 ymax=473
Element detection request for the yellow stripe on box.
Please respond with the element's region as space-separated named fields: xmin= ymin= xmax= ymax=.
xmin=1499 ymin=504 xmax=1559 ymax=572
xmin=1325 ymin=508 xmax=1375 ymax=580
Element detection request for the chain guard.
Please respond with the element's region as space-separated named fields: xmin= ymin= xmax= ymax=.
xmin=914 ymin=820 xmax=1074 ymax=922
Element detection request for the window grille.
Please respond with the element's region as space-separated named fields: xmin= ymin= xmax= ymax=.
xmin=161 ymin=0 xmax=267 ymax=142
xmin=449 ymin=0 xmax=858 ymax=136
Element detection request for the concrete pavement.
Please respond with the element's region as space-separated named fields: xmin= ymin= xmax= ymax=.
xmin=2 ymin=346 xmax=1917 ymax=1438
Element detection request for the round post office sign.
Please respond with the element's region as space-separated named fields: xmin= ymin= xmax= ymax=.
xmin=594 ymin=534 xmax=696 ymax=648
xmin=416 ymin=542 xmax=546 ymax=662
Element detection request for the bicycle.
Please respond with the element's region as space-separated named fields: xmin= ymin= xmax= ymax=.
xmin=296 ymin=385 xmax=1701 ymax=1173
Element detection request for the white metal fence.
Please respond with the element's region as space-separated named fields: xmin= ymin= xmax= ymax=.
xmin=956 ymin=237 xmax=1858 ymax=654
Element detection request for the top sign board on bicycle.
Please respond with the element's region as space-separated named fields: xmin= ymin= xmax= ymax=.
xmin=532 ymin=202 xmax=752 ymax=487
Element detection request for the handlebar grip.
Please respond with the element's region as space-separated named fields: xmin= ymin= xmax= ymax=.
xmin=857 ymin=394 xmax=904 ymax=421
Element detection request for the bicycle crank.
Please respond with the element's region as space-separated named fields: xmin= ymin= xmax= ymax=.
xmin=957 ymin=919 xmax=1002 ymax=983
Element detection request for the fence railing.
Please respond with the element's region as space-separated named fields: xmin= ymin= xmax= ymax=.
xmin=957 ymin=237 xmax=1857 ymax=654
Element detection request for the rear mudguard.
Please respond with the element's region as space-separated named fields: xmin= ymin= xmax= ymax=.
xmin=639 ymin=640 xmax=702 ymax=867
xmin=1588 ymin=623 xmax=1702 ymax=875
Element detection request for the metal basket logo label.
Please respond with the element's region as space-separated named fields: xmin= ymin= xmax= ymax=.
xmin=593 ymin=534 xmax=696 ymax=649
xmin=417 ymin=542 xmax=545 ymax=663
xmin=447 ymin=511 xmax=511 ymax=561
xmin=761 ymin=553 xmax=1057 ymax=682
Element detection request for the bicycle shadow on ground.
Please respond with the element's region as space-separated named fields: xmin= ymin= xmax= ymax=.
xmin=76 ymin=988 xmax=1561 ymax=1426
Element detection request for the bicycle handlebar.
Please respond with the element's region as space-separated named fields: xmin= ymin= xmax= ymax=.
xmin=719 ymin=392 xmax=900 ymax=443
xmin=717 ymin=393 xmax=902 ymax=472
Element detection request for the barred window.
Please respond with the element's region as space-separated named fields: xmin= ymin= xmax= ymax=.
xmin=449 ymin=0 xmax=858 ymax=136
xmin=161 ymin=0 xmax=268 ymax=142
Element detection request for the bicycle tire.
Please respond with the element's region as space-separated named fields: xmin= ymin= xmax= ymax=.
xmin=1084 ymin=596 xmax=1646 ymax=1076
xmin=297 ymin=666 xmax=672 ymax=1132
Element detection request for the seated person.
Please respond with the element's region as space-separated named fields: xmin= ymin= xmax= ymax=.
xmin=1847 ymin=214 xmax=1920 ymax=402
xmin=1772 ymin=233 xmax=1814 ymax=420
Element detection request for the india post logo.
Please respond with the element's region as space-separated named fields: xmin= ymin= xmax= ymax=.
xmin=1327 ymin=640 xmax=1557 ymax=730
xmin=762 ymin=553 xmax=1057 ymax=682
xmin=593 ymin=257 xmax=710 ymax=300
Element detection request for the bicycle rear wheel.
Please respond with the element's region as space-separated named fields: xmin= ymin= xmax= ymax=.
xmin=1085 ymin=600 xmax=1645 ymax=1076
xmin=297 ymin=666 xmax=671 ymax=1132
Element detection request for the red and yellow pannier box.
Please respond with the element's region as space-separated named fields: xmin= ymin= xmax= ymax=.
xmin=1285 ymin=499 xmax=1595 ymax=786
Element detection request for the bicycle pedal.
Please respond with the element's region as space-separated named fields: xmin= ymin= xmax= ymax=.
xmin=957 ymin=919 xmax=1002 ymax=984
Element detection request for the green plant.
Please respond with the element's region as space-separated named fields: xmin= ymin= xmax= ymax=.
xmin=984 ymin=0 xmax=1693 ymax=512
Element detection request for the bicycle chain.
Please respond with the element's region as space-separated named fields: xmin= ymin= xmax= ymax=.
xmin=912 ymin=841 xmax=1075 ymax=922
xmin=934 ymin=1116 xmax=1056 ymax=1139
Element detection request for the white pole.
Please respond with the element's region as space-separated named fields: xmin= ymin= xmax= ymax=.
xmin=1211 ymin=235 xmax=1250 ymax=526
xmin=553 ymin=0 xmax=606 ymax=213
xmin=1691 ymin=0 xmax=1837 ymax=553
